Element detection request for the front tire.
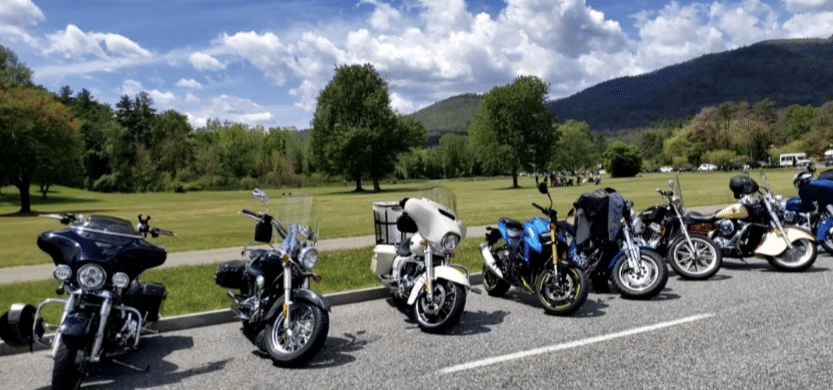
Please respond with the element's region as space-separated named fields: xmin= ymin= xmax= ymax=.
xmin=612 ymin=249 xmax=668 ymax=299
xmin=482 ymin=264 xmax=510 ymax=297
xmin=413 ymin=279 xmax=466 ymax=333
xmin=264 ymin=302 xmax=329 ymax=367
xmin=52 ymin=338 xmax=88 ymax=390
xmin=818 ymin=225 xmax=833 ymax=256
xmin=535 ymin=265 xmax=589 ymax=315
xmin=768 ymin=238 xmax=817 ymax=272
xmin=667 ymin=234 xmax=722 ymax=280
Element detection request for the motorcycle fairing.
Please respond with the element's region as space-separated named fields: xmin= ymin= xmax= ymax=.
xmin=498 ymin=217 xmax=523 ymax=252
xmin=798 ymin=179 xmax=833 ymax=207
xmin=522 ymin=217 xmax=550 ymax=258
xmin=406 ymin=266 xmax=471 ymax=305
xmin=754 ymin=227 xmax=815 ymax=257
xmin=403 ymin=197 xmax=467 ymax=245
xmin=817 ymin=218 xmax=833 ymax=242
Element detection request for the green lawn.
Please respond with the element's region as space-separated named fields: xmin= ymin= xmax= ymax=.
xmin=0 ymin=170 xmax=801 ymax=268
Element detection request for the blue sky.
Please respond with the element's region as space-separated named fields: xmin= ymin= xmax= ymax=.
xmin=2 ymin=0 xmax=832 ymax=130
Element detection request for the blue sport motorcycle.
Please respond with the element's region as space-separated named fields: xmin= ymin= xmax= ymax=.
xmin=480 ymin=182 xmax=589 ymax=315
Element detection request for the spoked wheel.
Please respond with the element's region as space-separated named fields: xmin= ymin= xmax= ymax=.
xmin=667 ymin=234 xmax=722 ymax=280
xmin=534 ymin=266 xmax=589 ymax=315
xmin=52 ymin=338 xmax=88 ymax=390
xmin=768 ymin=238 xmax=817 ymax=272
xmin=482 ymin=264 xmax=510 ymax=297
xmin=264 ymin=302 xmax=329 ymax=367
xmin=818 ymin=225 xmax=833 ymax=256
xmin=612 ymin=249 xmax=668 ymax=300
xmin=413 ymin=279 xmax=466 ymax=333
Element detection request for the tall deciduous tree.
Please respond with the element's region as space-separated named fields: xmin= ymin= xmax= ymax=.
xmin=0 ymin=84 xmax=82 ymax=213
xmin=603 ymin=140 xmax=642 ymax=178
xmin=0 ymin=45 xmax=33 ymax=87
xmin=310 ymin=64 xmax=425 ymax=191
xmin=470 ymin=75 xmax=558 ymax=188
xmin=553 ymin=120 xmax=596 ymax=173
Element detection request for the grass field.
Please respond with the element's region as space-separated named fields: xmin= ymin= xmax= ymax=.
xmin=0 ymin=169 xmax=802 ymax=268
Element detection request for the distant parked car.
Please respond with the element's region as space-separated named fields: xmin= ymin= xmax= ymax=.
xmin=698 ymin=163 xmax=717 ymax=171
xmin=660 ymin=166 xmax=674 ymax=173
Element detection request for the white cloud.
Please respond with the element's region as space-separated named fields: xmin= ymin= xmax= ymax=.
xmin=185 ymin=94 xmax=274 ymax=128
xmin=0 ymin=0 xmax=43 ymax=45
xmin=189 ymin=51 xmax=226 ymax=71
xmin=175 ymin=78 xmax=203 ymax=88
xmin=44 ymin=24 xmax=151 ymax=59
xmin=783 ymin=0 xmax=833 ymax=13
xmin=361 ymin=0 xmax=402 ymax=30
xmin=783 ymin=11 xmax=833 ymax=38
xmin=120 ymin=79 xmax=177 ymax=109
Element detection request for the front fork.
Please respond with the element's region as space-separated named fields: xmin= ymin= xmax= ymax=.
xmin=48 ymin=290 xmax=113 ymax=363
xmin=282 ymin=255 xmax=293 ymax=331
xmin=549 ymin=222 xmax=560 ymax=279
xmin=622 ymin=221 xmax=642 ymax=269
xmin=424 ymin=241 xmax=435 ymax=302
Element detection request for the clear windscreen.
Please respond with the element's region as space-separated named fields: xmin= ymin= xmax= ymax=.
xmin=272 ymin=192 xmax=319 ymax=245
xmin=416 ymin=187 xmax=457 ymax=213
xmin=673 ymin=174 xmax=685 ymax=211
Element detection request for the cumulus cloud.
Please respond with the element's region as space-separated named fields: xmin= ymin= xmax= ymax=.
xmin=189 ymin=51 xmax=226 ymax=71
xmin=120 ymin=79 xmax=178 ymax=109
xmin=783 ymin=0 xmax=833 ymax=13
xmin=783 ymin=12 xmax=833 ymax=38
xmin=185 ymin=94 xmax=273 ymax=127
xmin=175 ymin=78 xmax=203 ymax=88
xmin=44 ymin=24 xmax=152 ymax=59
xmin=0 ymin=0 xmax=44 ymax=45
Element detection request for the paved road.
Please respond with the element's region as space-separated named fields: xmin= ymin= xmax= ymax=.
xmin=2 ymin=252 xmax=831 ymax=389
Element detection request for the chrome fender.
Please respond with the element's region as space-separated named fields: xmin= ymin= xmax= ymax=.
xmin=406 ymin=266 xmax=471 ymax=306
xmin=755 ymin=227 xmax=815 ymax=257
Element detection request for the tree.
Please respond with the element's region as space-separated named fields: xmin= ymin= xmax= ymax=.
xmin=0 ymin=45 xmax=33 ymax=86
xmin=553 ymin=120 xmax=596 ymax=173
xmin=783 ymin=104 xmax=816 ymax=140
xmin=310 ymin=64 xmax=425 ymax=191
xmin=0 ymin=84 xmax=82 ymax=213
xmin=603 ymin=141 xmax=642 ymax=178
xmin=438 ymin=133 xmax=472 ymax=178
xmin=470 ymin=75 xmax=557 ymax=187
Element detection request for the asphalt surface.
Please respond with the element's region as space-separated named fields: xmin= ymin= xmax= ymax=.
xmin=2 ymin=253 xmax=832 ymax=389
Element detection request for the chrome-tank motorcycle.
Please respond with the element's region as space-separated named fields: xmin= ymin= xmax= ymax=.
xmin=0 ymin=213 xmax=174 ymax=390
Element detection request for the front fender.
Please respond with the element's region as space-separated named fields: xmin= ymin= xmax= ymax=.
xmin=755 ymin=227 xmax=815 ymax=257
xmin=406 ymin=266 xmax=471 ymax=305
xmin=606 ymin=246 xmax=654 ymax=272
xmin=264 ymin=288 xmax=332 ymax=321
xmin=58 ymin=311 xmax=92 ymax=337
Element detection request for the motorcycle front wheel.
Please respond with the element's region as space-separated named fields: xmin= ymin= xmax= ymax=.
xmin=482 ymin=264 xmax=510 ymax=297
xmin=413 ymin=279 xmax=466 ymax=333
xmin=534 ymin=265 xmax=589 ymax=315
xmin=667 ymin=234 xmax=722 ymax=280
xmin=264 ymin=302 xmax=329 ymax=367
xmin=612 ymin=249 xmax=668 ymax=299
xmin=52 ymin=338 xmax=88 ymax=390
xmin=818 ymin=226 xmax=833 ymax=256
xmin=767 ymin=238 xmax=817 ymax=272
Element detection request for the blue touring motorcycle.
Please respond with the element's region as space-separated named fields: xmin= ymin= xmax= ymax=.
xmin=784 ymin=169 xmax=833 ymax=255
xmin=0 ymin=213 xmax=174 ymax=390
xmin=480 ymin=182 xmax=589 ymax=315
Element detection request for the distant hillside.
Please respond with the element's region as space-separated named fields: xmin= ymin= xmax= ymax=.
xmin=408 ymin=36 xmax=833 ymax=134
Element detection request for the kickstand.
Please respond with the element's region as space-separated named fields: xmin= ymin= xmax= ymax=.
xmin=111 ymin=359 xmax=150 ymax=372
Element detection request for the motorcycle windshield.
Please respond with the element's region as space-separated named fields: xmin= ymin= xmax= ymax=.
xmin=273 ymin=192 xmax=319 ymax=246
xmin=673 ymin=175 xmax=685 ymax=212
xmin=74 ymin=215 xmax=142 ymax=238
xmin=416 ymin=187 xmax=457 ymax=213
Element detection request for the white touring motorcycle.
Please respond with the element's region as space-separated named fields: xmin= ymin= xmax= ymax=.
xmin=371 ymin=188 xmax=476 ymax=333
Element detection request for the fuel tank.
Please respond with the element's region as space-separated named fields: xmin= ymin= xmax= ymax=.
xmin=715 ymin=204 xmax=749 ymax=219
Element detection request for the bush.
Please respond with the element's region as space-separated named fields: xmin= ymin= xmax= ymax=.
xmin=603 ymin=141 xmax=643 ymax=177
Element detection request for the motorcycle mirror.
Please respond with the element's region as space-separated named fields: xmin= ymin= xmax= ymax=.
xmin=668 ymin=180 xmax=674 ymax=188
xmin=567 ymin=208 xmax=575 ymax=217
xmin=252 ymin=188 xmax=269 ymax=205
xmin=537 ymin=182 xmax=548 ymax=195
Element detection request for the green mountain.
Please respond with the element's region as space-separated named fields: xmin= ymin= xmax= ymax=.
xmin=408 ymin=36 xmax=833 ymax=134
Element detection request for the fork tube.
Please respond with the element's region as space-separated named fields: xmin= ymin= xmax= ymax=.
xmin=90 ymin=291 xmax=112 ymax=362
xmin=51 ymin=291 xmax=78 ymax=357
xmin=283 ymin=261 xmax=293 ymax=328
xmin=623 ymin=222 xmax=641 ymax=266
xmin=425 ymin=245 xmax=434 ymax=301
xmin=550 ymin=223 xmax=560 ymax=278
xmin=672 ymin=203 xmax=696 ymax=252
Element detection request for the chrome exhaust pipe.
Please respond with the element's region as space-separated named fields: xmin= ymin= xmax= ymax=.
xmin=480 ymin=243 xmax=503 ymax=279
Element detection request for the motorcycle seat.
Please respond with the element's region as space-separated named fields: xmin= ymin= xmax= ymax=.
xmin=686 ymin=211 xmax=716 ymax=221
xmin=498 ymin=217 xmax=523 ymax=230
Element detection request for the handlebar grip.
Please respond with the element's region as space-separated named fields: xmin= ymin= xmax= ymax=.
xmin=241 ymin=209 xmax=258 ymax=216
xmin=532 ymin=203 xmax=544 ymax=211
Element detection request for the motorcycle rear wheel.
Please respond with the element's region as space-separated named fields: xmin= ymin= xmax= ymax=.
xmin=667 ymin=234 xmax=722 ymax=280
xmin=612 ymin=249 xmax=668 ymax=300
xmin=767 ymin=238 xmax=817 ymax=272
xmin=534 ymin=266 xmax=588 ymax=315
xmin=264 ymin=302 xmax=329 ymax=367
xmin=52 ymin=338 xmax=88 ymax=390
xmin=413 ymin=279 xmax=466 ymax=333
xmin=819 ymin=227 xmax=833 ymax=256
xmin=482 ymin=265 xmax=510 ymax=297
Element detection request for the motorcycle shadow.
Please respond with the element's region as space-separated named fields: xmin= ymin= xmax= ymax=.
xmin=501 ymin=289 xmax=612 ymax=318
xmin=384 ymin=298 xmax=509 ymax=337
xmin=670 ymin=274 xmax=732 ymax=282
xmin=721 ymin=259 xmax=830 ymax=273
xmin=36 ymin=335 xmax=232 ymax=390
xmin=304 ymin=331 xmax=383 ymax=369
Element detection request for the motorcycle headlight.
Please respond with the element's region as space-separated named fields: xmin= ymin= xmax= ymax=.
xmin=77 ymin=263 xmax=106 ymax=291
xmin=112 ymin=272 xmax=130 ymax=289
xmin=54 ymin=265 xmax=72 ymax=281
xmin=299 ymin=247 xmax=318 ymax=270
xmin=441 ymin=233 xmax=460 ymax=252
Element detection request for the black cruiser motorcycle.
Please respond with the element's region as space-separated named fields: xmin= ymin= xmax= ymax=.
xmin=0 ymin=213 xmax=174 ymax=390
xmin=215 ymin=189 xmax=329 ymax=367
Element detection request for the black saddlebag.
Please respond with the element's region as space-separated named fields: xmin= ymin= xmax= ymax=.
xmin=124 ymin=282 xmax=166 ymax=322
xmin=215 ymin=260 xmax=247 ymax=289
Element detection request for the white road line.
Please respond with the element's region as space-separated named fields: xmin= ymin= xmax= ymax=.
xmin=439 ymin=313 xmax=716 ymax=375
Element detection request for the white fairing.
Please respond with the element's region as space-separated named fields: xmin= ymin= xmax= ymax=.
xmin=404 ymin=197 xmax=467 ymax=248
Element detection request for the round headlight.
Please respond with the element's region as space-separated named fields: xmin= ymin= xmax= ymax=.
xmin=54 ymin=265 xmax=72 ymax=281
xmin=77 ymin=263 xmax=106 ymax=291
xmin=441 ymin=233 xmax=460 ymax=252
xmin=299 ymin=247 xmax=318 ymax=270
xmin=112 ymin=272 xmax=130 ymax=289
